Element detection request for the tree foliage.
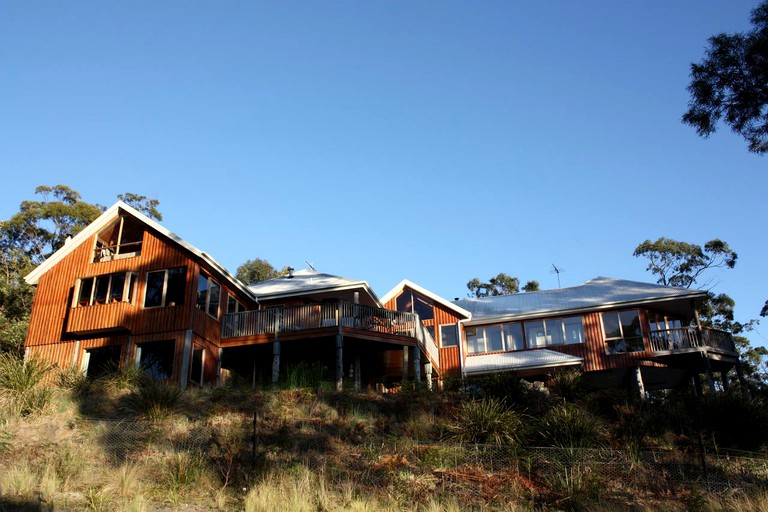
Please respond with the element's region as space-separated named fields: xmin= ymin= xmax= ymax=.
xmin=467 ymin=274 xmax=541 ymax=297
xmin=682 ymin=1 xmax=768 ymax=153
xmin=633 ymin=237 xmax=737 ymax=289
xmin=118 ymin=193 xmax=163 ymax=221
xmin=236 ymin=258 xmax=287 ymax=285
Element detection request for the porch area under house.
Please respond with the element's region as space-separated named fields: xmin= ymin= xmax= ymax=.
xmin=220 ymin=301 xmax=440 ymax=391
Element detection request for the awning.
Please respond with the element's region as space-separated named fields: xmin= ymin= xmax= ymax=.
xmin=464 ymin=349 xmax=582 ymax=376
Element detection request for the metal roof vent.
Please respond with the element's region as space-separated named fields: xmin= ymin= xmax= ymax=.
xmin=287 ymin=266 xmax=295 ymax=278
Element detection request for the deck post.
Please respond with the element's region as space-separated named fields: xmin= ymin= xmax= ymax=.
xmin=71 ymin=340 xmax=81 ymax=368
xmin=216 ymin=348 xmax=223 ymax=387
xmin=272 ymin=341 xmax=281 ymax=385
xmin=402 ymin=346 xmax=409 ymax=381
xmin=704 ymin=353 xmax=716 ymax=394
xmin=179 ymin=330 xmax=193 ymax=390
xmin=632 ymin=366 xmax=646 ymax=400
xmin=692 ymin=374 xmax=703 ymax=397
xmin=424 ymin=362 xmax=433 ymax=391
xmin=123 ymin=336 xmax=133 ymax=367
xmin=720 ymin=370 xmax=730 ymax=392
xmin=336 ymin=334 xmax=344 ymax=391
xmin=354 ymin=356 xmax=361 ymax=392
xmin=414 ymin=347 xmax=421 ymax=383
xmin=735 ymin=362 xmax=750 ymax=397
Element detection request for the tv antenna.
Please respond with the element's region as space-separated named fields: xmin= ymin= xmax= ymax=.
xmin=305 ymin=261 xmax=317 ymax=271
xmin=550 ymin=264 xmax=565 ymax=288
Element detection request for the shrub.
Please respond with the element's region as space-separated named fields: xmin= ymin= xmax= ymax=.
xmin=697 ymin=393 xmax=768 ymax=451
xmin=450 ymin=397 xmax=526 ymax=446
xmin=98 ymin=361 xmax=145 ymax=391
xmin=56 ymin=365 xmax=92 ymax=396
xmin=0 ymin=353 xmax=52 ymax=416
xmin=547 ymin=369 xmax=585 ymax=403
xmin=282 ymin=361 xmax=326 ymax=389
xmin=121 ymin=380 xmax=183 ymax=421
xmin=537 ymin=403 xmax=607 ymax=449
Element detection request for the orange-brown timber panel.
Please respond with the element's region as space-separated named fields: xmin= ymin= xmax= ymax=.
xmin=193 ymin=333 xmax=220 ymax=385
xmin=27 ymin=341 xmax=77 ymax=370
xmin=548 ymin=310 xmax=658 ymax=372
xmin=26 ymin=229 xmax=198 ymax=347
xmin=439 ymin=347 xmax=461 ymax=378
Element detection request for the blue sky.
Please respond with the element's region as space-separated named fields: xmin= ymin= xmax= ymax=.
xmin=1 ymin=1 xmax=766 ymax=347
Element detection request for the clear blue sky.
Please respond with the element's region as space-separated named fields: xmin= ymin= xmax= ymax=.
xmin=1 ymin=1 xmax=766 ymax=347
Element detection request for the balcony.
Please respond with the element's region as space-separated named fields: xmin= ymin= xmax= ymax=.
xmin=648 ymin=326 xmax=736 ymax=354
xmin=221 ymin=301 xmax=440 ymax=366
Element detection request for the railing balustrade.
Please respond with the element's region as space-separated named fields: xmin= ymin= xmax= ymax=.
xmin=648 ymin=326 xmax=735 ymax=354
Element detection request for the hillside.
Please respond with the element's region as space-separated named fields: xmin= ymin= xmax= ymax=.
xmin=1 ymin=359 xmax=768 ymax=511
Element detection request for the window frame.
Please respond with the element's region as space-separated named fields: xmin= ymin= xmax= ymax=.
xmin=601 ymin=309 xmax=645 ymax=354
xmin=143 ymin=267 xmax=187 ymax=309
xmin=227 ymin=294 xmax=245 ymax=314
xmin=74 ymin=272 xmax=138 ymax=307
xmin=439 ymin=323 xmax=459 ymax=348
xmin=196 ymin=271 xmax=221 ymax=320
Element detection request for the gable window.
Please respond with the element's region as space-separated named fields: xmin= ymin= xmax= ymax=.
xmin=439 ymin=324 xmax=459 ymax=348
xmin=144 ymin=267 xmax=186 ymax=308
xmin=93 ymin=214 xmax=144 ymax=262
xmin=602 ymin=310 xmax=644 ymax=354
xmin=76 ymin=272 xmax=137 ymax=306
xmin=396 ymin=290 xmax=434 ymax=321
xmin=196 ymin=272 xmax=221 ymax=319
xmin=227 ymin=294 xmax=245 ymax=314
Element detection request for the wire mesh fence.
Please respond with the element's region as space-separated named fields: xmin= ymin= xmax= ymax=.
xmin=74 ymin=419 xmax=768 ymax=503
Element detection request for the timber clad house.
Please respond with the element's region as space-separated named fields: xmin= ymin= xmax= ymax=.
xmin=24 ymin=202 xmax=743 ymax=396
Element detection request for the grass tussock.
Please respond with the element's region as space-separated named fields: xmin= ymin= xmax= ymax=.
xmin=0 ymin=353 xmax=52 ymax=416
xmin=451 ymin=397 xmax=525 ymax=446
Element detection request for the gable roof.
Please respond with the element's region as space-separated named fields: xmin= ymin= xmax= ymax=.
xmin=454 ymin=277 xmax=707 ymax=322
xmin=24 ymin=201 xmax=254 ymax=299
xmin=380 ymin=279 xmax=471 ymax=319
xmin=248 ymin=269 xmax=381 ymax=305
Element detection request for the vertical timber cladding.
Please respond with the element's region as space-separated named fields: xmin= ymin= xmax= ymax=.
xmin=553 ymin=310 xmax=657 ymax=372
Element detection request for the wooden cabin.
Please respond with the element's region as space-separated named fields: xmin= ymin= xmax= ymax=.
xmin=381 ymin=277 xmax=743 ymax=396
xmin=23 ymin=202 xmax=743 ymax=396
xmin=23 ymin=202 xmax=438 ymax=390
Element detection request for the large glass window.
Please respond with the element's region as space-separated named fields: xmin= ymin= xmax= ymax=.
xmin=138 ymin=340 xmax=175 ymax=381
xmin=144 ymin=267 xmax=186 ymax=308
xmin=93 ymin=214 xmax=144 ymax=262
xmin=395 ymin=290 xmax=434 ymax=321
xmin=602 ymin=310 xmax=644 ymax=354
xmin=227 ymin=294 xmax=245 ymax=314
xmin=503 ymin=323 xmax=525 ymax=351
xmin=439 ymin=324 xmax=459 ymax=348
xmin=196 ymin=272 xmax=221 ymax=319
xmin=466 ymin=325 xmax=505 ymax=354
xmin=76 ymin=272 xmax=136 ymax=307
xmin=524 ymin=317 xmax=584 ymax=348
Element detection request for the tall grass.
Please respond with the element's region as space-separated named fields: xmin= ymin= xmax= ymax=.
xmin=451 ymin=397 xmax=526 ymax=446
xmin=282 ymin=361 xmax=326 ymax=389
xmin=121 ymin=380 xmax=183 ymax=421
xmin=537 ymin=403 xmax=607 ymax=449
xmin=0 ymin=352 xmax=52 ymax=416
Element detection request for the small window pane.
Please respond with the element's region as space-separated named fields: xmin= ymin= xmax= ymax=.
xmin=94 ymin=275 xmax=110 ymax=304
xmin=486 ymin=325 xmax=504 ymax=352
xmin=208 ymin=281 xmax=220 ymax=318
xmin=145 ymin=271 xmax=165 ymax=307
xmin=546 ymin=319 xmax=565 ymax=345
xmin=439 ymin=324 xmax=458 ymax=348
xmin=196 ymin=274 xmax=209 ymax=310
xmin=126 ymin=274 xmax=136 ymax=303
xmin=110 ymin=273 xmax=126 ymax=302
xmin=78 ymin=278 xmax=94 ymax=306
xmin=166 ymin=267 xmax=186 ymax=306
xmin=503 ymin=323 xmax=524 ymax=351
xmin=227 ymin=295 xmax=238 ymax=314
xmin=525 ymin=320 xmax=547 ymax=348
xmin=465 ymin=328 xmax=483 ymax=354
xmin=620 ymin=310 xmax=642 ymax=338
xmin=563 ymin=317 xmax=584 ymax=344
xmin=413 ymin=294 xmax=434 ymax=321
xmin=602 ymin=312 xmax=622 ymax=339
xmin=396 ymin=291 xmax=412 ymax=313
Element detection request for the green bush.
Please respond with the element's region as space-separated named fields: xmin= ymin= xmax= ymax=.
xmin=0 ymin=352 xmax=52 ymax=416
xmin=547 ymin=369 xmax=585 ymax=403
xmin=697 ymin=393 xmax=768 ymax=451
xmin=450 ymin=397 xmax=526 ymax=446
xmin=122 ymin=380 xmax=183 ymax=421
xmin=97 ymin=361 xmax=146 ymax=391
xmin=537 ymin=403 xmax=607 ymax=449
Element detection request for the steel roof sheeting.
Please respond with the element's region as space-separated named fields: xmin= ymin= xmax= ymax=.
xmin=464 ymin=349 xmax=583 ymax=375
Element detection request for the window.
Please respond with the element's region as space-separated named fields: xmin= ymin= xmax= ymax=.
xmin=524 ymin=317 xmax=584 ymax=348
xmin=439 ymin=324 xmax=459 ymax=348
xmin=144 ymin=267 xmax=186 ymax=308
xmin=76 ymin=272 xmax=136 ymax=307
xmin=93 ymin=214 xmax=144 ymax=262
xmin=602 ymin=310 xmax=644 ymax=354
xmin=395 ymin=290 xmax=434 ymax=321
xmin=227 ymin=294 xmax=245 ymax=314
xmin=466 ymin=325 xmax=504 ymax=354
xmin=137 ymin=340 xmax=175 ymax=381
xmin=190 ymin=348 xmax=204 ymax=386
xmin=196 ymin=272 xmax=221 ymax=319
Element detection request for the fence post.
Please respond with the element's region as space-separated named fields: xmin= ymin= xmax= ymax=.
xmin=697 ymin=432 xmax=709 ymax=488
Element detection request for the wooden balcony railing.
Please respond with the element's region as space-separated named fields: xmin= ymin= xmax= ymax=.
xmin=648 ymin=326 xmax=736 ymax=354
xmin=221 ymin=301 xmax=440 ymax=365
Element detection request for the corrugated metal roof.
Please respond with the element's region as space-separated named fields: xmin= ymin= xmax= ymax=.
xmin=248 ymin=269 xmax=380 ymax=304
xmin=454 ymin=277 xmax=706 ymax=321
xmin=464 ymin=349 xmax=582 ymax=375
